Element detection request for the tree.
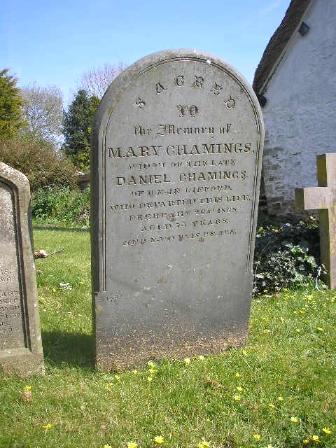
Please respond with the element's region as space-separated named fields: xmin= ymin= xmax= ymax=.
xmin=63 ymin=89 xmax=100 ymax=170
xmin=22 ymin=85 xmax=63 ymax=145
xmin=0 ymin=69 xmax=24 ymax=139
xmin=79 ymin=63 xmax=126 ymax=99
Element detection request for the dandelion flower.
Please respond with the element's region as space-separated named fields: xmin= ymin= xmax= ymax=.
xmin=235 ymin=373 xmax=241 ymax=378
xmin=312 ymin=435 xmax=320 ymax=442
xmin=198 ymin=441 xmax=210 ymax=448
xmin=154 ymin=435 xmax=165 ymax=444
xmin=233 ymin=394 xmax=241 ymax=401
xmin=277 ymin=396 xmax=284 ymax=401
xmin=290 ymin=416 xmax=299 ymax=423
xmin=42 ymin=423 xmax=53 ymax=431
xmin=184 ymin=357 xmax=191 ymax=365
xmin=147 ymin=376 xmax=153 ymax=382
xmin=253 ymin=434 xmax=262 ymax=441
xmin=303 ymin=439 xmax=310 ymax=445
xmin=24 ymin=385 xmax=32 ymax=392
xmin=127 ymin=442 xmax=138 ymax=448
xmin=236 ymin=386 xmax=243 ymax=392
xmin=322 ymin=427 xmax=332 ymax=435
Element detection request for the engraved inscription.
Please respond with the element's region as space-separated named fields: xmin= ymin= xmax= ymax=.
xmin=0 ymin=182 xmax=26 ymax=350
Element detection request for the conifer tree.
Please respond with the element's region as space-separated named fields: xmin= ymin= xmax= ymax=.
xmin=63 ymin=89 xmax=99 ymax=170
xmin=0 ymin=69 xmax=24 ymax=139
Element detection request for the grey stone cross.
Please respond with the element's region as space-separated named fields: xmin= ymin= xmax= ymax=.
xmin=295 ymin=154 xmax=336 ymax=288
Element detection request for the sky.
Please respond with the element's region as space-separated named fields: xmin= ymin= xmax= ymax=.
xmin=1 ymin=0 xmax=289 ymax=106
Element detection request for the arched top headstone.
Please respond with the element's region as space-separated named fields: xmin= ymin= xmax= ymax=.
xmin=92 ymin=50 xmax=264 ymax=371
xmin=0 ymin=163 xmax=44 ymax=376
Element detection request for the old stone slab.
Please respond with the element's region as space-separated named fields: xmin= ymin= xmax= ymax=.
xmin=92 ymin=50 xmax=264 ymax=370
xmin=0 ymin=163 xmax=44 ymax=376
xmin=296 ymin=153 xmax=336 ymax=288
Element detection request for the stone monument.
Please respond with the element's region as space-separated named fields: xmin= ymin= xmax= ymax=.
xmin=92 ymin=50 xmax=264 ymax=370
xmin=296 ymin=153 xmax=336 ymax=288
xmin=0 ymin=163 xmax=44 ymax=376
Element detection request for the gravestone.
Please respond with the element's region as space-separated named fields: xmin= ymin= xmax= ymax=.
xmin=92 ymin=50 xmax=264 ymax=370
xmin=0 ymin=163 xmax=44 ymax=376
xmin=296 ymin=153 xmax=336 ymax=288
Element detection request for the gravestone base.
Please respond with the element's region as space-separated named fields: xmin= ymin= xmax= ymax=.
xmin=96 ymin=328 xmax=247 ymax=371
xmin=0 ymin=349 xmax=44 ymax=377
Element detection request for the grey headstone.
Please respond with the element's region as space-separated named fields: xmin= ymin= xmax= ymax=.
xmin=92 ymin=50 xmax=264 ymax=370
xmin=0 ymin=163 xmax=44 ymax=376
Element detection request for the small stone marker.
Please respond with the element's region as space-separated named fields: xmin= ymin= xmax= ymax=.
xmin=92 ymin=50 xmax=264 ymax=370
xmin=296 ymin=153 xmax=336 ymax=288
xmin=0 ymin=163 xmax=44 ymax=376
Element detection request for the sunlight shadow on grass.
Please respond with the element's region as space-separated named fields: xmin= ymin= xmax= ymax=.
xmin=42 ymin=331 xmax=94 ymax=369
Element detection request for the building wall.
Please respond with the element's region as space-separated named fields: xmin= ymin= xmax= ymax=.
xmin=261 ymin=0 xmax=336 ymax=215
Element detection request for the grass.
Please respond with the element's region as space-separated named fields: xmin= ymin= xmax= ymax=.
xmin=0 ymin=228 xmax=335 ymax=448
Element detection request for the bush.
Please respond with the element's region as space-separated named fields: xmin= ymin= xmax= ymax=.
xmin=0 ymin=134 xmax=77 ymax=191
xmin=32 ymin=187 xmax=90 ymax=227
xmin=253 ymin=218 xmax=324 ymax=294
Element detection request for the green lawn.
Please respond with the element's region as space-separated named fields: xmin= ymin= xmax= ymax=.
xmin=0 ymin=228 xmax=335 ymax=448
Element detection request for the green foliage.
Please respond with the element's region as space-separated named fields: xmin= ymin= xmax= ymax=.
xmin=0 ymin=68 xmax=24 ymax=138
xmin=63 ymin=89 xmax=100 ymax=170
xmin=32 ymin=186 xmax=90 ymax=227
xmin=0 ymin=133 xmax=77 ymax=191
xmin=0 ymin=229 xmax=335 ymax=447
xmin=254 ymin=218 xmax=323 ymax=294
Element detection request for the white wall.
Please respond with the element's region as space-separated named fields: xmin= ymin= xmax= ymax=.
xmin=262 ymin=0 xmax=336 ymax=215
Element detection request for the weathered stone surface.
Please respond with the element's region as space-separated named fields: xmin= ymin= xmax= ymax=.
xmin=0 ymin=163 xmax=44 ymax=376
xmin=296 ymin=153 xmax=336 ymax=288
xmin=92 ymin=50 xmax=264 ymax=371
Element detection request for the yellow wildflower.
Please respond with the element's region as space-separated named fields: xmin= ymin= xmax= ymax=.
xmin=198 ymin=355 xmax=205 ymax=360
xmin=253 ymin=434 xmax=262 ymax=441
xmin=103 ymin=445 xmax=112 ymax=448
xmin=132 ymin=370 xmax=138 ymax=374
xmin=184 ymin=357 xmax=191 ymax=365
xmin=277 ymin=396 xmax=284 ymax=401
xmin=198 ymin=441 xmax=210 ymax=448
xmin=303 ymin=439 xmax=310 ymax=445
xmin=24 ymin=385 xmax=32 ymax=392
xmin=312 ymin=435 xmax=319 ymax=442
xmin=233 ymin=394 xmax=241 ymax=401
xmin=42 ymin=423 xmax=53 ymax=431
xmin=236 ymin=386 xmax=243 ymax=392
xmin=290 ymin=416 xmax=299 ymax=423
xmin=149 ymin=367 xmax=158 ymax=375
xmin=115 ymin=374 xmax=121 ymax=381
xmin=154 ymin=435 xmax=165 ymax=444
xmin=127 ymin=442 xmax=138 ymax=448
xmin=148 ymin=361 xmax=156 ymax=368
xmin=235 ymin=373 xmax=241 ymax=378
xmin=322 ymin=427 xmax=332 ymax=435
xmin=147 ymin=376 xmax=153 ymax=382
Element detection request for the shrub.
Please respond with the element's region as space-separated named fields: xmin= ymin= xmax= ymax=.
xmin=32 ymin=187 xmax=90 ymax=227
xmin=253 ymin=218 xmax=324 ymax=294
xmin=0 ymin=134 xmax=77 ymax=191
